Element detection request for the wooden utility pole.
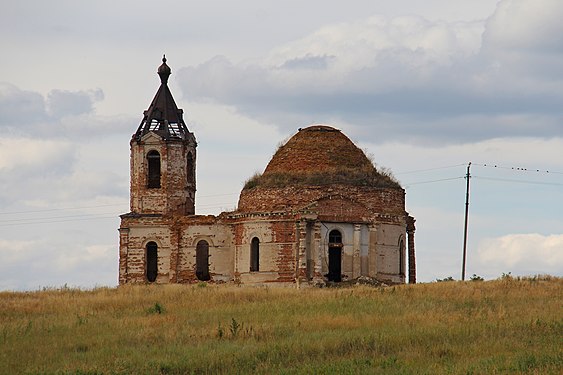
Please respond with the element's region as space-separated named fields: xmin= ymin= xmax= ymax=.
xmin=461 ymin=162 xmax=471 ymax=281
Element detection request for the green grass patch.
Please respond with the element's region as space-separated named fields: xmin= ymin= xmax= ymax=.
xmin=243 ymin=167 xmax=401 ymax=190
xmin=0 ymin=279 xmax=561 ymax=374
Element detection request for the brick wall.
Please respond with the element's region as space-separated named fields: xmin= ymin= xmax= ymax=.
xmin=129 ymin=132 xmax=196 ymax=216
xmin=238 ymin=185 xmax=405 ymax=220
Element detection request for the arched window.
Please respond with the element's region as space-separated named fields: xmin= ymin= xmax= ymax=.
xmin=328 ymin=230 xmax=342 ymax=282
xmin=187 ymin=152 xmax=194 ymax=184
xmin=329 ymin=230 xmax=342 ymax=244
xmin=399 ymin=238 xmax=405 ymax=276
xmin=147 ymin=150 xmax=161 ymax=188
xmin=250 ymin=237 xmax=260 ymax=272
xmin=146 ymin=242 xmax=158 ymax=282
xmin=196 ymin=240 xmax=210 ymax=281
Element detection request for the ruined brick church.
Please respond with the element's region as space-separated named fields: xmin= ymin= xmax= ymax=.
xmin=119 ymin=57 xmax=416 ymax=286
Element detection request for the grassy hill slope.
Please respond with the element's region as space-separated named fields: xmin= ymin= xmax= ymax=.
xmin=0 ymin=277 xmax=561 ymax=374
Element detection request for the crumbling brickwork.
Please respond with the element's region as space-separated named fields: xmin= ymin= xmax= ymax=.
xmin=130 ymin=133 xmax=196 ymax=216
xmin=119 ymin=59 xmax=415 ymax=286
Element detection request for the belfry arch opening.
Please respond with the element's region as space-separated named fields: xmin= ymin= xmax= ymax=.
xmin=146 ymin=241 xmax=158 ymax=282
xmin=196 ymin=240 xmax=210 ymax=281
xmin=328 ymin=229 xmax=342 ymax=282
xmin=187 ymin=152 xmax=194 ymax=184
xmin=147 ymin=150 xmax=161 ymax=188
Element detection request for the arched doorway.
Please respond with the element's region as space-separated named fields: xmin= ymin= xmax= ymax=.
xmin=146 ymin=241 xmax=158 ymax=282
xmin=196 ymin=240 xmax=210 ymax=281
xmin=328 ymin=230 xmax=342 ymax=282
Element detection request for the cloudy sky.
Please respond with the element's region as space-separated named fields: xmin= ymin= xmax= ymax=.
xmin=1 ymin=0 xmax=562 ymax=290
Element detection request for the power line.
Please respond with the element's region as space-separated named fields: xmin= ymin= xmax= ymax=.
xmin=0 ymin=212 xmax=123 ymax=224
xmin=473 ymin=176 xmax=563 ymax=186
xmin=0 ymin=192 xmax=238 ymax=216
xmin=396 ymin=163 xmax=466 ymax=175
xmin=0 ymin=215 xmax=118 ymax=227
xmin=404 ymin=176 xmax=464 ymax=188
xmin=0 ymin=203 xmax=127 ymax=216
xmin=474 ymin=163 xmax=563 ymax=175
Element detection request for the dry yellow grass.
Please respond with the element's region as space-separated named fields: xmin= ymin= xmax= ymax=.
xmin=0 ymin=276 xmax=561 ymax=374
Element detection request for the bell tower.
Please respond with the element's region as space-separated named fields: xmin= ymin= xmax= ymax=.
xmin=129 ymin=56 xmax=197 ymax=216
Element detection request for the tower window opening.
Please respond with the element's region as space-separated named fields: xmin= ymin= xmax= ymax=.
xmin=147 ymin=150 xmax=161 ymax=188
xmin=187 ymin=152 xmax=194 ymax=184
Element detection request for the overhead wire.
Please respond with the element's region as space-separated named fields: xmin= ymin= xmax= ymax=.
xmin=0 ymin=203 xmax=127 ymax=216
xmin=396 ymin=163 xmax=466 ymax=175
xmin=2 ymin=162 xmax=560 ymax=226
xmin=0 ymin=193 xmax=238 ymax=216
xmin=0 ymin=215 xmax=118 ymax=227
xmin=473 ymin=163 xmax=563 ymax=175
xmin=471 ymin=161 xmax=563 ymax=186
xmin=473 ymin=176 xmax=563 ymax=186
xmin=401 ymin=161 xmax=562 ymax=188
xmin=0 ymin=212 xmax=123 ymax=224
xmin=403 ymin=176 xmax=464 ymax=188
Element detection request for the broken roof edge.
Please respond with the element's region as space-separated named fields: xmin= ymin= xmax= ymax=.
xmin=134 ymin=56 xmax=191 ymax=141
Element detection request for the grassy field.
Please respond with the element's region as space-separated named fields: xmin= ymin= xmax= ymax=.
xmin=0 ymin=276 xmax=561 ymax=374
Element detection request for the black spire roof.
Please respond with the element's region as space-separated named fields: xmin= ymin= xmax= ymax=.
xmin=134 ymin=55 xmax=190 ymax=141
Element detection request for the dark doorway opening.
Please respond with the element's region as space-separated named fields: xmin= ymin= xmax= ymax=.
xmin=196 ymin=240 xmax=210 ymax=281
xmin=328 ymin=247 xmax=342 ymax=282
xmin=146 ymin=242 xmax=158 ymax=282
xmin=327 ymin=230 xmax=343 ymax=282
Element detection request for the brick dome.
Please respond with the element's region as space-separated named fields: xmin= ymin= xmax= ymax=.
xmin=263 ymin=125 xmax=373 ymax=175
xmin=242 ymin=125 xmax=400 ymax=191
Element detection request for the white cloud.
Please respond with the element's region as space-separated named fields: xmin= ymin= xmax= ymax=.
xmin=0 ymin=83 xmax=47 ymax=126
xmin=0 ymin=239 xmax=36 ymax=264
xmin=0 ymin=83 xmax=133 ymax=139
xmin=56 ymin=244 xmax=114 ymax=271
xmin=187 ymin=101 xmax=281 ymax=147
xmin=177 ymin=1 xmax=563 ymax=143
xmin=362 ymin=136 xmax=563 ymax=177
xmin=47 ymin=88 xmax=103 ymax=118
xmin=0 ymin=132 xmax=128 ymax=216
xmin=480 ymin=0 xmax=563 ymax=84
xmin=0 ymin=238 xmax=118 ymax=291
xmin=267 ymin=15 xmax=483 ymax=71
xmin=0 ymin=137 xmax=74 ymax=172
xmin=483 ymin=0 xmax=563 ymax=54
xmin=477 ymin=233 xmax=563 ymax=276
xmin=180 ymin=15 xmax=485 ymax=101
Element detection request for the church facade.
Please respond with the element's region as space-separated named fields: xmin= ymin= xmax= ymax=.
xmin=118 ymin=57 xmax=416 ymax=286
